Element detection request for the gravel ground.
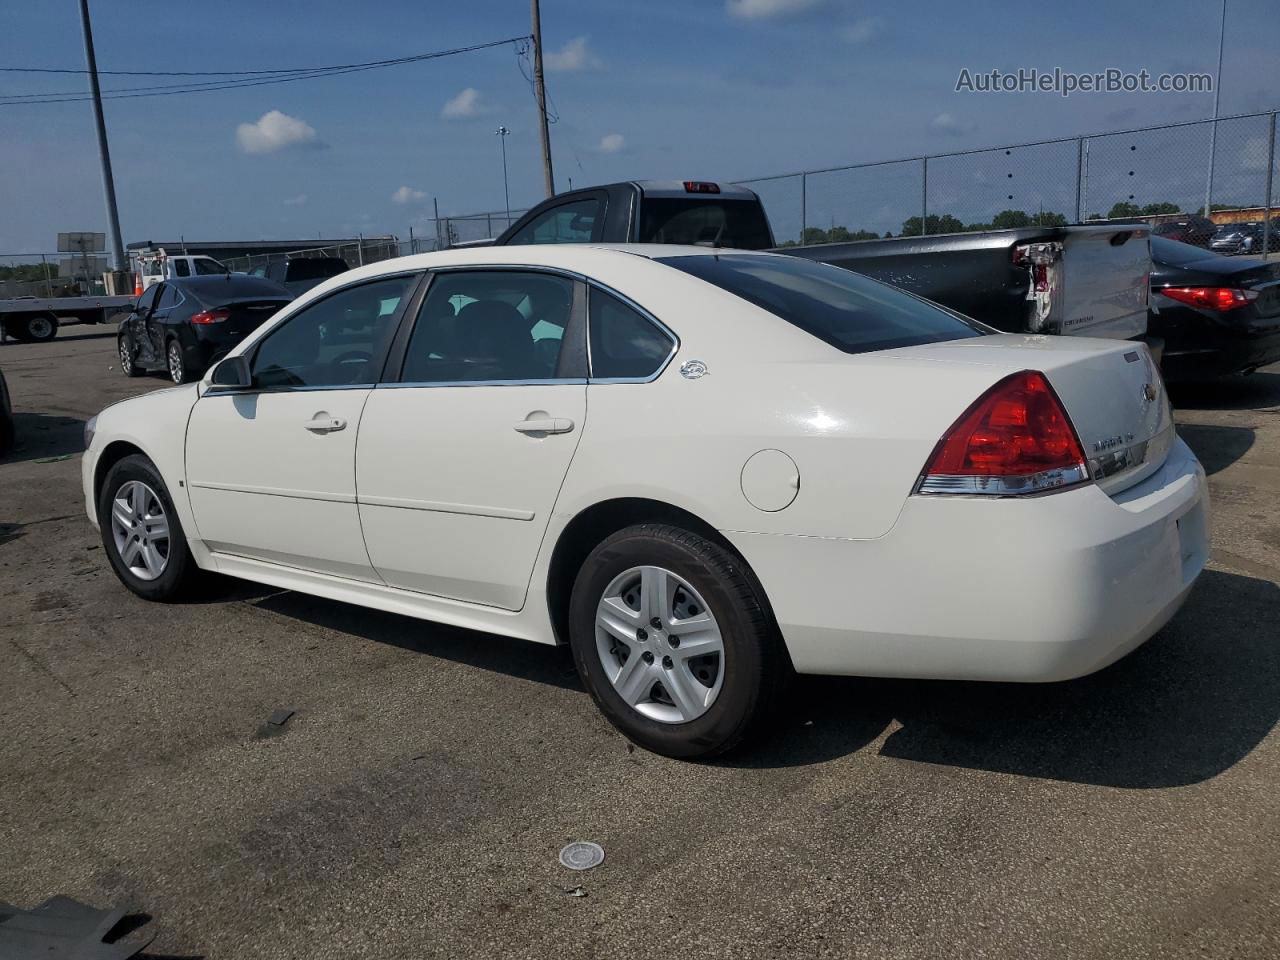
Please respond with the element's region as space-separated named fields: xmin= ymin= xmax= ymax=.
xmin=2 ymin=327 xmax=1278 ymax=959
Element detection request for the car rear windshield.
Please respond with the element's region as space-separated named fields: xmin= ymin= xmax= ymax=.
xmin=638 ymin=198 xmax=773 ymax=250
xmin=657 ymin=253 xmax=987 ymax=354
xmin=286 ymin=259 xmax=347 ymax=281
xmin=1152 ymin=236 xmax=1213 ymax=265
xmin=194 ymin=258 xmax=228 ymax=275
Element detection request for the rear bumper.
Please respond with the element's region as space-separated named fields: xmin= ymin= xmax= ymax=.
xmin=1151 ymin=306 xmax=1280 ymax=380
xmin=728 ymin=436 xmax=1209 ymax=682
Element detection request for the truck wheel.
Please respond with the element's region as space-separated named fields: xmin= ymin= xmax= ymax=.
xmin=23 ymin=313 xmax=59 ymax=342
xmin=119 ymin=332 xmax=144 ymax=377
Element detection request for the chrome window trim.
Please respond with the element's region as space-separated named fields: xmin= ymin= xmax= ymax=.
xmin=377 ymin=378 xmax=587 ymax=390
xmin=584 ymin=280 xmax=679 ymax=385
xmin=204 ymin=382 xmax=378 ymax=397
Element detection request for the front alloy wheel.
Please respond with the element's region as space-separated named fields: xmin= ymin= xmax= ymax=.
xmin=110 ymin=480 xmax=170 ymax=580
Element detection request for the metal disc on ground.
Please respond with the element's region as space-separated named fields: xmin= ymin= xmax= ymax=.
xmin=559 ymin=842 xmax=605 ymax=870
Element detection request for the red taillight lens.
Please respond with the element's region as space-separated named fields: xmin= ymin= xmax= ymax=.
xmin=189 ymin=308 xmax=230 ymax=325
xmin=1159 ymin=286 xmax=1254 ymax=311
xmin=919 ymin=370 xmax=1088 ymax=495
xmin=683 ymin=180 xmax=720 ymax=194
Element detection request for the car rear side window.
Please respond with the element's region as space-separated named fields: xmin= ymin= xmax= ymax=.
xmin=250 ymin=275 xmax=415 ymax=389
xmin=506 ymin=199 xmax=600 ymax=245
xmin=657 ymin=254 xmax=985 ymax=355
xmin=173 ymin=259 xmax=191 ymax=277
xmin=194 ymin=258 xmax=227 ymax=275
xmin=589 ymin=288 xmax=674 ymax=380
xmin=639 ymin=199 xmax=773 ymax=250
xmin=401 ymin=270 xmax=575 ymax=383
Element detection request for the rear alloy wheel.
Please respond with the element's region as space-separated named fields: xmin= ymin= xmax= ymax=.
xmin=568 ymin=523 xmax=789 ymax=759
xmin=98 ymin=454 xmax=201 ymax=601
xmin=167 ymin=339 xmax=189 ymax=384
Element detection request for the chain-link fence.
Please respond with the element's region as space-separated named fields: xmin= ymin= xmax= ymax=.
xmin=221 ymin=236 xmax=412 ymax=275
xmin=736 ymin=109 xmax=1279 ymax=250
xmin=434 ymin=210 xmax=527 ymax=247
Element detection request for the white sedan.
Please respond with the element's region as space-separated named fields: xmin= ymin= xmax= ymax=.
xmin=83 ymin=245 xmax=1209 ymax=758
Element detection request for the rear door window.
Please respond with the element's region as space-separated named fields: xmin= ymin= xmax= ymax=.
xmin=173 ymin=259 xmax=191 ymax=277
xmin=658 ymin=253 xmax=985 ymax=355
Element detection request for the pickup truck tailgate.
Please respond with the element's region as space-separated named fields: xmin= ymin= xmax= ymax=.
xmin=1056 ymin=225 xmax=1150 ymax=339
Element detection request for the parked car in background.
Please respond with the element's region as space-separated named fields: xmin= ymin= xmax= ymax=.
xmin=84 ymin=244 xmax=1208 ymax=759
xmin=1152 ymin=216 xmax=1216 ymax=248
xmin=1208 ymin=222 xmax=1276 ymax=256
xmin=249 ymin=257 xmax=349 ymax=296
xmin=118 ymin=275 xmax=291 ymax=384
xmin=0 ymin=366 xmax=14 ymax=456
xmin=1148 ymin=236 xmax=1280 ymax=380
xmin=135 ymin=249 xmax=230 ymax=291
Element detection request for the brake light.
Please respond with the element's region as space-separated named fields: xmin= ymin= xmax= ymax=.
xmin=683 ymin=181 xmax=720 ymax=194
xmin=918 ymin=370 xmax=1088 ymax=495
xmin=190 ymin=308 xmax=230 ymax=325
xmin=1159 ymin=286 xmax=1256 ymax=311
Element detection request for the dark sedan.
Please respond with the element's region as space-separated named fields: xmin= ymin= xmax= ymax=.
xmin=1149 ymin=235 xmax=1280 ymax=381
xmin=119 ymin=275 xmax=292 ymax=384
xmin=1152 ymin=216 xmax=1217 ymax=248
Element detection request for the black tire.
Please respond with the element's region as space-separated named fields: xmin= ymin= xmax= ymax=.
xmin=0 ymin=372 xmax=14 ymax=457
xmin=118 ymin=332 xmax=144 ymax=377
xmin=97 ymin=454 xmax=202 ymax=602
xmin=166 ymin=338 xmax=191 ymax=384
xmin=567 ymin=523 xmax=789 ymax=760
xmin=23 ymin=313 xmax=59 ymax=342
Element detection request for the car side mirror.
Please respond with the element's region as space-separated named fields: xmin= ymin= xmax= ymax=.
xmin=210 ymin=355 xmax=251 ymax=388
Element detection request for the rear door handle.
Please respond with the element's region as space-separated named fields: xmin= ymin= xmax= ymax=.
xmin=513 ymin=417 xmax=574 ymax=435
xmin=305 ymin=415 xmax=347 ymax=434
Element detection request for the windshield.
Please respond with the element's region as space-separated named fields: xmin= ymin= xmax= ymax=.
xmin=639 ymin=198 xmax=774 ymax=250
xmin=658 ymin=253 xmax=986 ymax=354
xmin=194 ymin=257 xmax=228 ymax=275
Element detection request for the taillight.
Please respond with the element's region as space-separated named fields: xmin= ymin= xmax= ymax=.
xmin=1159 ymin=286 xmax=1256 ymax=311
xmin=189 ymin=308 xmax=230 ymax=325
xmin=918 ymin=370 xmax=1088 ymax=495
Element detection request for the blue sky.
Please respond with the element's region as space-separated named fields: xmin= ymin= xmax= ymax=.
xmin=2 ymin=0 xmax=1279 ymax=253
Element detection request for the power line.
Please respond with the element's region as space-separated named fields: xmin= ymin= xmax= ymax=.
xmin=0 ymin=36 xmax=531 ymax=105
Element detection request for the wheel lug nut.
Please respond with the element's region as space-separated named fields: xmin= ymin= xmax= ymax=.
xmin=650 ymin=617 xmax=662 ymax=629
xmin=662 ymin=656 xmax=673 ymax=669
xmin=642 ymin=651 xmax=654 ymax=664
xmin=636 ymin=628 xmax=648 ymax=641
xmin=669 ymin=636 xmax=680 ymax=648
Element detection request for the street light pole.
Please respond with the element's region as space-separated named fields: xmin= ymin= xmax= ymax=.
xmin=495 ymin=126 xmax=511 ymax=221
xmin=1204 ymin=0 xmax=1227 ymax=218
xmin=77 ymin=0 xmax=126 ymax=279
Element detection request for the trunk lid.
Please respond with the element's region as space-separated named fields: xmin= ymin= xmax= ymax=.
xmin=889 ymin=334 xmax=1174 ymax=496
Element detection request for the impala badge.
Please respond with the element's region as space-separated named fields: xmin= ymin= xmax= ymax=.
xmin=680 ymin=359 xmax=708 ymax=379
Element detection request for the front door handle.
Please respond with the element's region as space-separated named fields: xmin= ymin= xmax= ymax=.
xmin=513 ymin=417 xmax=574 ymax=435
xmin=305 ymin=414 xmax=347 ymax=434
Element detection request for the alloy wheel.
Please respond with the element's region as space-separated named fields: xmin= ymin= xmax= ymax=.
xmin=109 ymin=480 xmax=170 ymax=581
xmin=119 ymin=338 xmax=133 ymax=375
xmin=168 ymin=342 xmax=184 ymax=383
xmin=595 ymin=565 xmax=725 ymax=723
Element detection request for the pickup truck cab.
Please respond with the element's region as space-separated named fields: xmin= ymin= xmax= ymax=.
xmin=495 ymin=180 xmax=775 ymax=249
xmin=136 ymin=250 xmax=229 ymax=291
xmin=491 ymin=179 xmax=1149 ymax=342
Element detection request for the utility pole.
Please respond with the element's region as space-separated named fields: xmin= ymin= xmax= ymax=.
xmin=1204 ymin=0 xmax=1227 ymax=218
xmin=496 ymin=126 xmax=511 ymax=220
xmin=530 ymin=0 xmax=555 ymax=197
xmin=77 ymin=0 xmax=127 ymax=285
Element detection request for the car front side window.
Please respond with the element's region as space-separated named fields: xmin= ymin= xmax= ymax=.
xmin=401 ymin=270 xmax=576 ymax=383
xmin=249 ymin=274 xmax=416 ymax=389
xmin=506 ymin=199 xmax=600 ymax=245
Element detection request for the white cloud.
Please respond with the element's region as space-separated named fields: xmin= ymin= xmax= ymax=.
xmin=441 ymin=87 xmax=486 ymax=119
xmin=727 ymin=0 xmax=825 ymax=19
xmin=598 ymin=133 xmax=624 ymax=153
xmin=929 ymin=112 xmax=976 ymax=137
xmin=235 ymin=110 xmax=319 ymax=154
xmin=392 ymin=185 xmax=427 ymax=204
xmin=843 ymin=16 xmax=882 ymax=43
xmin=283 ymin=193 xmax=308 ymax=206
xmin=545 ymin=36 xmax=601 ymax=71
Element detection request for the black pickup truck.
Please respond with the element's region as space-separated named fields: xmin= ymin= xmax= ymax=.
xmin=487 ymin=179 xmax=1150 ymax=341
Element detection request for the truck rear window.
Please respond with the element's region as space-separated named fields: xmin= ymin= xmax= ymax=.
xmin=639 ymin=199 xmax=773 ymax=250
xmin=657 ymin=253 xmax=986 ymax=354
